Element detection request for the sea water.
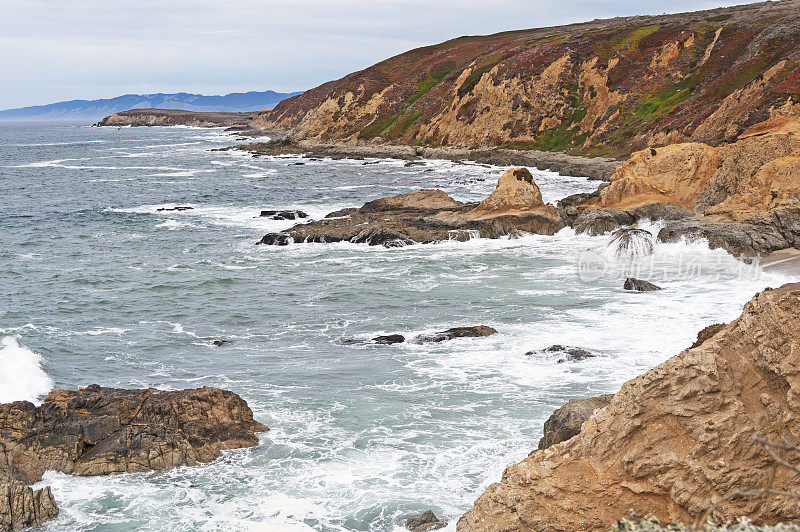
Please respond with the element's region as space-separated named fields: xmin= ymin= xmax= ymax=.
xmin=0 ymin=121 xmax=793 ymax=531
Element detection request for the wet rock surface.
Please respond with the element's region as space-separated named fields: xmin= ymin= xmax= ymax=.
xmin=0 ymin=385 xmax=267 ymax=485
xmin=259 ymin=210 xmax=308 ymax=220
xmin=405 ymin=510 xmax=448 ymax=532
xmin=0 ymin=482 xmax=58 ymax=531
xmin=372 ymin=334 xmax=406 ymax=345
xmin=537 ymin=395 xmax=614 ymax=450
xmin=623 ymin=278 xmax=662 ymax=292
xmin=414 ymin=326 xmax=497 ymax=344
xmin=459 ymin=284 xmax=800 ymax=531
xmin=257 ymin=168 xmax=565 ymax=247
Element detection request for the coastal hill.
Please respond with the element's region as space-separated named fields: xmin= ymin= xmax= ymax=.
xmin=254 ymin=0 xmax=800 ymax=158
xmin=0 ymin=90 xmax=300 ymax=121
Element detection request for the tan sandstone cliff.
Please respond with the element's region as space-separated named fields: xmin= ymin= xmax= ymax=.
xmin=458 ymin=283 xmax=800 ymax=531
xmin=595 ymin=116 xmax=800 ymax=218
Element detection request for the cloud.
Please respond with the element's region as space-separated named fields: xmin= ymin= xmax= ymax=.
xmin=0 ymin=0 xmax=751 ymax=108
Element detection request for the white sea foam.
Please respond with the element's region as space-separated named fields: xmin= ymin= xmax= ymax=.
xmin=0 ymin=337 xmax=53 ymax=404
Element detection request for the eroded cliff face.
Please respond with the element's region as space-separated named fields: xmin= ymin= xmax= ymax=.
xmin=255 ymin=1 xmax=800 ymax=158
xmin=458 ymin=284 xmax=800 ymax=531
xmin=596 ymin=116 xmax=800 ymax=217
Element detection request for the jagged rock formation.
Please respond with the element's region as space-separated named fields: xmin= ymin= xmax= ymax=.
xmin=0 ymin=385 xmax=267 ymax=485
xmin=458 ymin=284 xmax=800 ymax=531
xmin=0 ymin=483 xmax=58 ymax=531
xmin=257 ymin=168 xmax=564 ymax=247
xmin=406 ymin=510 xmax=448 ymax=532
xmin=537 ymin=395 xmax=613 ymax=450
xmin=98 ymin=109 xmax=255 ymax=128
xmin=253 ymin=1 xmax=800 ymax=158
xmin=568 ymin=116 xmax=800 ymax=255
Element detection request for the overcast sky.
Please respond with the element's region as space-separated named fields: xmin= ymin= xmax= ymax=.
xmin=1 ymin=0 xmax=752 ymax=109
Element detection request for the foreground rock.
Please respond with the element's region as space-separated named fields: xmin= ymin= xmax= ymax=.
xmin=537 ymin=395 xmax=613 ymax=450
xmin=623 ymin=278 xmax=662 ymax=292
xmin=405 ymin=510 xmax=448 ymax=532
xmin=414 ymin=326 xmax=497 ymax=343
xmin=569 ymin=117 xmax=800 ymax=256
xmin=459 ymin=284 xmax=800 ymax=530
xmin=0 ymin=385 xmax=267 ymax=484
xmin=258 ymin=168 xmax=565 ymax=246
xmin=0 ymin=482 xmax=58 ymax=531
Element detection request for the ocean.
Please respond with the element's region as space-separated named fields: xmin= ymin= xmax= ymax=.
xmin=0 ymin=121 xmax=790 ymax=531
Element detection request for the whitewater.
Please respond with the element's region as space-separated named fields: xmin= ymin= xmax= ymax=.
xmin=0 ymin=121 xmax=793 ymax=531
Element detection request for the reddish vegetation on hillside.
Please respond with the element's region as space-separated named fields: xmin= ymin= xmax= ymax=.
xmin=256 ymin=0 xmax=800 ymax=158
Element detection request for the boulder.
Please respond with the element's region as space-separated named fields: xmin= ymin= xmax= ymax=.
xmin=623 ymin=278 xmax=662 ymax=291
xmin=414 ymin=326 xmax=497 ymax=343
xmin=0 ymin=482 xmax=58 ymax=531
xmin=537 ymin=395 xmax=614 ymax=450
xmin=458 ymin=284 xmax=800 ymax=531
xmin=256 ymin=233 xmax=293 ymax=245
xmin=544 ymin=345 xmax=594 ymax=362
xmin=405 ymin=510 xmax=448 ymax=532
xmin=373 ymin=334 xmax=405 ymax=345
xmin=0 ymin=385 xmax=267 ymax=484
xmin=260 ymin=210 xmax=308 ymax=220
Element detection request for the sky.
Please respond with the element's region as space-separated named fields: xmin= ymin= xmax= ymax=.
xmin=0 ymin=0 xmax=754 ymax=109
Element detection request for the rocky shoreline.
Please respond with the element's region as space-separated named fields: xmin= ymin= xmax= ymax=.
xmin=459 ymin=284 xmax=800 ymax=531
xmin=0 ymin=385 xmax=266 ymax=530
xmin=233 ymin=138 xmax=621 ymax=180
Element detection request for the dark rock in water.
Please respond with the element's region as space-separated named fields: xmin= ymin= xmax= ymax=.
xmin=623 ymin=278 xmax=663 ymax=291
xmin=373 ymin=334 xmax=405 ymax=345
xmin=405 ymin=510 xmax=447 ymax=532
xmin=212 ymin=339 xmax=229 ymax=347
xmin=404 ymin=161 xmax=426 ymax=167
xmin=537 ymin=395 xmax=614 ymax=450
xmin=383 ymin=238 xmax=415 ymax=248
xmin=256 ymin=233 xmax=293 ymax=245
xmin=608 ymin=227 xmax=654 ymax=256
xmin=0 ymin=385 xmax=267 ymax=484
xmin=0 ymin=482 xmax=59 ymax=531
xmin=156 ymin=206 xmax=193 ymax=212
xmin=691 ymin=323 xmax=726 ymax=348
xmin=543 ymin=345 xmax=594 ymax=362
xmin=259 ymin=210 xmax=308 ymax=220
xmin=415 ymin=326 xmax=497 ymax=343
xmin=291 ymin=162 xmax=305 ymax=165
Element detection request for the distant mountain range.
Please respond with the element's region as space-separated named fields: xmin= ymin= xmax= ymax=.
xmin=0 ymin=91 xmax=302 ymax=121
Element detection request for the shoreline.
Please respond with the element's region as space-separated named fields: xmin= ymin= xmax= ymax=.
xmin=233 ymin=138 xmax=621 ymax=181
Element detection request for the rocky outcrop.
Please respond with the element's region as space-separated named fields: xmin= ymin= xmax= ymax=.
xmin=259 ymin=210 xmax=308 ymax=220
xmin=257 ymin=168 xmax=565 ymax=247
xmin=405 ymin=510 xmax=448 ymax=532
xmin=98 ymin=109 xmax=255 ymax=128
xmin=0 ymin=482 xmax=58 ymax=531
xmin=253 ymin=2 xmax=800 ymax=159
xmin=623 ymin=278 xmax=662 ymax=291
xmin=0 ymin=385 xmax=267 ymax=484
xmin=459 ymin=284 xmax=800 ymax=531
xmin=537 ymin=395 xmax=614 ymax=450
xmin=569 ymin=117 xmax=800 ymax=256
xmin=414 ymin=326 xmax=497 ymax=344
